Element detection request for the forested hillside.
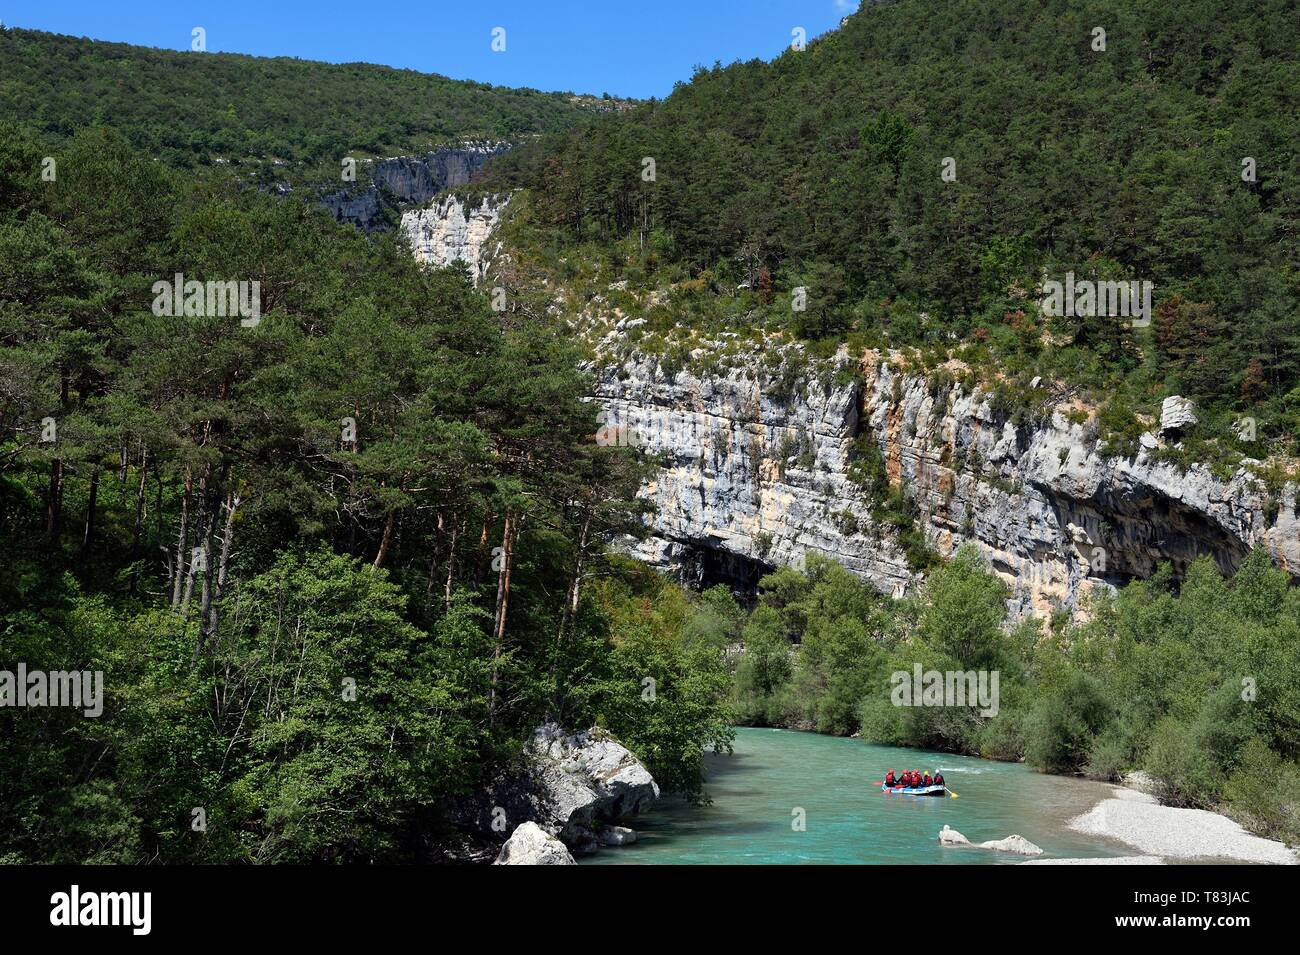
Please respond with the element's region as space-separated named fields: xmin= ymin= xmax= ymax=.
xmin=472 ymin=0 xmax=1300 ymax=845
xmin=0 ymin=125 xmax=732 ymax=863
xmin=0 ymin=27 xmax=591 ymax=179
xmin=5 ymin=0 xmax=1300 ymax=863
xmin=488 ymin=0 xmax=1300 ymax=458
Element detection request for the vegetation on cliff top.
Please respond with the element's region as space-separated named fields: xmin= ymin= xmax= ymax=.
xmin=486 ymin=0 xmax=1300 ymax=464
xmin=0 ymin=26 xmax=594 ymax=182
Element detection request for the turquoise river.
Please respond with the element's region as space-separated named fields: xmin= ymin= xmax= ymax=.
xmin=584 ymin=726 xmax=1129 ymax=865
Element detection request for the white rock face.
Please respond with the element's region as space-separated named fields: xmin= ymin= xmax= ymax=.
xmin=401 ymin=194 xmax=509 ymax=284
xmin=1160 ymin=395 xmax=1198 ymax=435
xmin=592 ymin=348 xmax=1299 ymax=618
xmin=494 ymin=822 xmax=575 ymax=865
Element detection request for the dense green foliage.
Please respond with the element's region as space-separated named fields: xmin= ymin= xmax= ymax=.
xmin=0 ymin=26 xmax=590 ymax=180
xmin=489 ymin=0 xmax=1300 ymax=456
xmin=0 ymin=125 xmax=732 ymax=863
xmin=732 ymin=546 xmax=1300 ymax=845
xmin=6 ymin=1 xmax=1300 ymax=863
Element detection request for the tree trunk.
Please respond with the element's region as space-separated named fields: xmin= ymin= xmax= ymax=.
xmin=200 ymin=490 xmax=240 ymax=655
xmin=443 ymin=521 xmax=458 ymax=611
xmin=45 ymin=458 xmax=63 ymax=544
xmin=180 ymin=466 xmax=211 ymax=618
xmin=78 ymin=466 xmax=100 ymax=561
xmin=472 ymin=515 xmax=491 ymax=588
xmin=373 ymin=509 xmax=396 ymax=569
xmin=128 ymin=449 xmax=149 ymax=596
xmin=556 ymin=507 xmax=593 ymax=649
xmin=488 ymin=511 xmax=515 ymax=724
xmin=171 ymin=466 xmax=193 ymax=607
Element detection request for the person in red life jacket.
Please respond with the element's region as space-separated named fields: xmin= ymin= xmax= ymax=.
xmin=934 ymin=772 xmax=945 ymax=788
xmin=885 ymin=769 xmax=897 ymax=788
xmin=899 ymin=770 xmax=910 ymax=787
xmin=922 ymin=771 xmax=933 ymax=787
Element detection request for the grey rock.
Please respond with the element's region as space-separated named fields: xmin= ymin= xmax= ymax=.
xmin=493 ymin=822 xmax=575 ymax=865
xmin=939 ymin=825 xmax=970 ymax=845
xmin=529 ymin=723 xmax=660 ymax=821
xmin=588 ymin=348 xmax=1297 ymax=619
xmin=448 ymin=723 xmax=658 ymax=851
xmin=322 ymin=141 xmax=510 ymax=233
xmin=939 ymin=825 xmax=1042 ymax=855
xmin=977 ymin=834 xmax=1043 ymax=855
xmin=1159 ymin=395 xmax=1198 ymax=436
xmin=598 ymin=825 xmax=638 ymax=846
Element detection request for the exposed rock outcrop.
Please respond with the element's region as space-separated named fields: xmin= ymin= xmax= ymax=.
xmin=939 ymin=825 xmax=1043 ymax=855
xmin=1159 ymin=395 xmax=1198 ymax=437
xmin=494 ymin=822 xmax=575 ymax=865
xmin=375 ymin=143 xmax=509 ymax=204
xmin=401 ymin=194 xmax=510 ymax=283
xmin=390 ymin=205 xmax=1298 ymax=615
xmin=323 ymin=141 xmax=509 ymax=232
xmin=448 ymin=723 xmax=658 ymax=854
xmin=590 ymin=344 xmax=1299 ymax=617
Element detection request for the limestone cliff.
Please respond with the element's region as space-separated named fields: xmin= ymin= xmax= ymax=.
xmin=322 ymin=141 xmax=509 ymax=232
xmin=401 ymin=200 xmax=1298 ymax=617
xmin=400 ymin=194 xmax=509 ymax=283
xmin=591 ymin=342 xmax=1299 ymax=618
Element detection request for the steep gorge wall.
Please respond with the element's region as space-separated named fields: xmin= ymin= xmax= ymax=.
xmin=403 ymin=199 xmax=1300 ymax=617
xmin=322 ymin=141 xmax=509 ymax=232
xmin=401 ymin=194 xmax=509 ymax=283
xmin=593 ymin=346 xmax=1300 ymax=617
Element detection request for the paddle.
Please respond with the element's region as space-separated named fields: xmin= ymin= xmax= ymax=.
xmin=946 ymin=786 xmax=959 ymax=799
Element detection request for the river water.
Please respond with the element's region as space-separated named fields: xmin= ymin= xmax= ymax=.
xmin=584 ymin=726 xmax=1128 ymax=865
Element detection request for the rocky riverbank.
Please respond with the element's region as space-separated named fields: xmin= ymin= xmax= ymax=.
xmin=445 ymin=723 xmax=659 ymax=864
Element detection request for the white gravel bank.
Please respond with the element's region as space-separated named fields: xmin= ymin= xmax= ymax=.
xmin=1022 ymin=856 xmax=1164 ymax=865
xmin=1069 ymin=789 xmax=1297 ymax=864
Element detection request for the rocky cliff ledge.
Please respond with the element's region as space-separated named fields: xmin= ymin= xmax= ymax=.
xmin=401 ymin=194 xmax=509 ymax=283
xmin=322 ymin=141 xmax=509 ymax=232
xmin=592 ymin=344 xmax=1300 ymax=617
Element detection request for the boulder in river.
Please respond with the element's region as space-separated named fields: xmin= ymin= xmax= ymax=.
xmin=598 ymin=825 xmax=638 ymax=846
xmin=494 ymin=822 xmax=575 ymax=865
xmin=939 ymin=825 xmax=1043 ymax=855
xmin=977 ymin=834 xmax=1043 ymax=855
xmin=939 ymin=825 xmax=970 ymax=846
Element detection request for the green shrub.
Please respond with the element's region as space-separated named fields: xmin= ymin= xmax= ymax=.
xmin=1223 ymin=738 xmax=1300 ymax=845
xmin=1023 ymin=672 xmax=1111 ymax=773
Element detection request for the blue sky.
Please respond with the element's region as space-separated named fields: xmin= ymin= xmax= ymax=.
xmin=3 ymin=1 xmax=859 ymax=98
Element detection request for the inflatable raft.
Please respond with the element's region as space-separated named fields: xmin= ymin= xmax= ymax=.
xmin=881 ymin=783 xmax=947 ymax=796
